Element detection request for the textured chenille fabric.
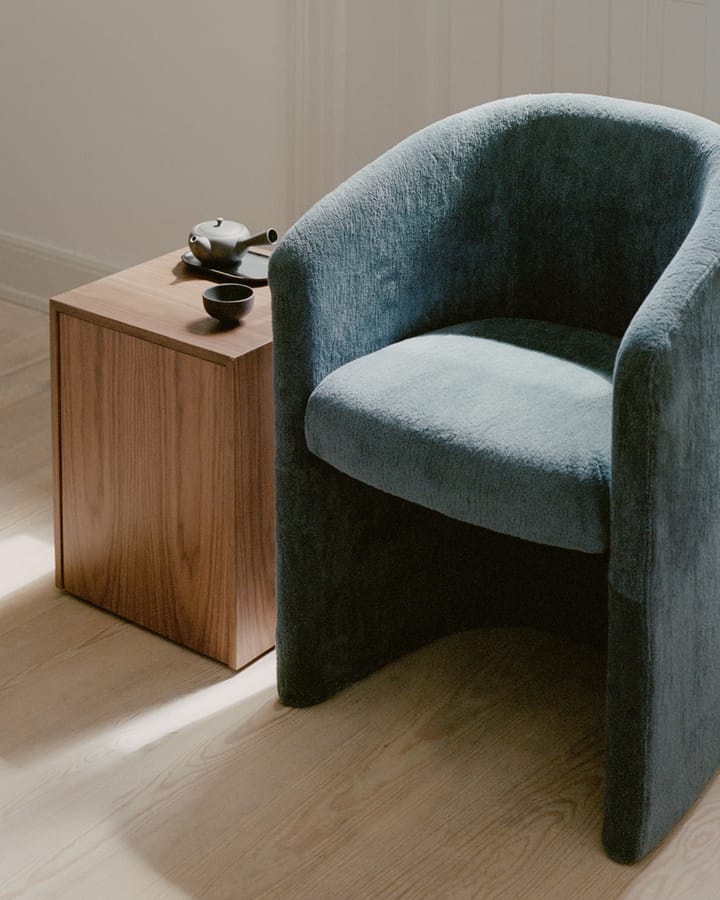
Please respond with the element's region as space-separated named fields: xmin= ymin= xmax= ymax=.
xmin=306 ymin=318 xmax=618 ymax=553
xmin=269 ymin=93 xmax=720 ymax=864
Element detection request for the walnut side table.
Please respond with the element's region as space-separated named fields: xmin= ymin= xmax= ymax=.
xmin=50 ymin=250 xmax=276 ymax=669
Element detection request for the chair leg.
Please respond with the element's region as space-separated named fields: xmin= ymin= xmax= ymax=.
xmin=603 ymin=589 xmax=651 ymax=863
xmin=604 ymin=585 xmax=720 ymax=863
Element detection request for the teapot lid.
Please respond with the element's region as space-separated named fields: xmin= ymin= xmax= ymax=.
xmin=192 ymin=217 xmax=249 ymax=238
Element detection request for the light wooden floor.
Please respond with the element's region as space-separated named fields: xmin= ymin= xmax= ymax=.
xmin=2 ymin=296 xmax=720 ymax=899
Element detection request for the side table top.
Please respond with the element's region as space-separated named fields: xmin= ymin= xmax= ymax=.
xmin=50 ymin=248 xmax=273 ymax=365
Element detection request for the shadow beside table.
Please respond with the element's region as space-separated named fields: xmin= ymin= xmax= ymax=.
xmin=50 ymin=249 xmax=276 ymax=669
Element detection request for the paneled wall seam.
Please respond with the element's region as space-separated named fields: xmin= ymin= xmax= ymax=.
xmin=598 ymin=1 xmax=612 ymax=94
xmin=287 ymin=0 xmax=717 ymax=221
xmin=704 ymin=0 xmax=720 ymax=121
xmin=541 ymin=0 xmax=555 ymax=91
xmin=701 ymin=2 xmax=708 ymax=112
xmin=333 ymin=0 xmax=348 ymax=189
xmin=427 ymin=0 xmax=452 ymax=122
xmin=289 ymin=0 xmax=344 ymax=222
xmin=499 ymin=1 xmax=506 ymax=95
xmin=496 ymin=3 xmax=503 ymax=99
xmin=286 ymin=0 xmax=299 ymax=227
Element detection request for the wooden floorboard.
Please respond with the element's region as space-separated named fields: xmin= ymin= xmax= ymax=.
xmin=1 ymin=295 xmax=720 ymax=898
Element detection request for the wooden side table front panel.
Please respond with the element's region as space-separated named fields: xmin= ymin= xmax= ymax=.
xmin=51 ymin=251 xmax=276 ymax=669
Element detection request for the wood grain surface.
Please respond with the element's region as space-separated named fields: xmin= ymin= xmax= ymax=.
xmin=6 ymin=297 xmax=720 ymax=899
xmin=58 ymin=313 xmax=237 ymax=664
xmin=50 ymin=306 xmax=64 ymax=584
xmin=50 ymin=251 xmax=276 ymax=668
xmin=51 ymin=248 xmax=273 ymax=364
xmin=232 ymin=342 xmax=276 ymax=668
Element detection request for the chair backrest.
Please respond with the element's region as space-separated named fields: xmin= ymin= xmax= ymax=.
xmin=421 ymin=95 xmax=720 ymax=338
xmin=511 ymin=97 xmax=714 ymax=336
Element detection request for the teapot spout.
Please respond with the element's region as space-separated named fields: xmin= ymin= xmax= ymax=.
xmin=188 ymin=233 xmax=213 ymax=260
xmin=235 ymin=228 xmax=278 ymax=255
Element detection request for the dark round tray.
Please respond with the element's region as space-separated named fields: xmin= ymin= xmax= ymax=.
xmin=181 ymin=249 xmax=270 ymax=285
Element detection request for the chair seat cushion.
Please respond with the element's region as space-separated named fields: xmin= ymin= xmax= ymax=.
xmin=305 ymin=318 xmax=619 ymax=553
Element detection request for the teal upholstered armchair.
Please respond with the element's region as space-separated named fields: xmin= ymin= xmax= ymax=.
xmin=269 ymin=94 xmax=720 ymax=863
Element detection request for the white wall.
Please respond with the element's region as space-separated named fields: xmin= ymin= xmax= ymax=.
xmin=1 ymin=0 xmax=718 ymax=308
xmin=0 ymin=0 xmax=291 ymax=306
xmin=292 ymin=0 xmax=720 ymax=220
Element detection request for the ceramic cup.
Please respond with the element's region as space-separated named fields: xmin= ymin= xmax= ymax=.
xmin=202 ymin=283 xmax=255 ymax=324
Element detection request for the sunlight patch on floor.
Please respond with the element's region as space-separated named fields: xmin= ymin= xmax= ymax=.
xmin=0 ymin=533 xmax=55 ymax=599
xmin=116 ymin=650 xmax=277 ymax=753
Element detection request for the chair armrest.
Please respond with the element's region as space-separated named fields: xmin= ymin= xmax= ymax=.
xmin=605 ymin=180 xmax=720 ymax=859
xmin=610 ymin=189 xmax=720 ymax=600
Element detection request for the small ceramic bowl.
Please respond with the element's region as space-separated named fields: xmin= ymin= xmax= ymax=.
xmin=202 ymin=283 xmax=255 ymax=323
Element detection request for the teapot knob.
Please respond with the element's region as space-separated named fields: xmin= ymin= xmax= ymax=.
xmin=215 ymin=217 xmax=224 ymax=227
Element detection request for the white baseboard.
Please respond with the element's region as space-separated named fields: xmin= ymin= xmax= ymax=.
xmin=0 ymin=231 xmax=116 ymax=313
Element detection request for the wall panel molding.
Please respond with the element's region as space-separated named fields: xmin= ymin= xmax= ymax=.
xmin=450 ymin=0 xmax=502 ymax=110
xmin=419 ymin=0 xmax=452 ymax=122
xmin=662 ymin=0 xmax=706 ymax=114
xmin=288 ymin=0 xmax=720 ymax=221
xmin=643 ymin=0 xmax=666 ymax=102
xmin=288 ymin=0 xmax=347 ymax=222
xmin=705 ymin=1 xmax=720 ymax=121
xmin=3 ymin=0 xmax=717 ymax=308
